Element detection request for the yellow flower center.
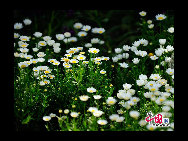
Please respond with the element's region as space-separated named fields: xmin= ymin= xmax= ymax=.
xmin=79 ymin=57 xmax=84 ymax=60
xmin=69 ymin=50 xmax=74 ymax=53
xmin=158 ymin=17 xmax=164 ymax=20
xmin=99 ymin=31 xmax=103 ymax=33
xmin=160 ymin=99 xmax=164 ymax=102
xmin=72 ymin=61 xmax=77 ymax=63
xmin=45 ymin=71 xmax=49 ymax=73
xmin=21 ymin=44 xmax=27 ymax=47
xmin=93 ymin=50 xmax=98 ymax=53
xmin=81 ymin=34 xmax=85 ymax=36
xmin=150 ymin=88 xmax=156 ymax=91
xmin=21 ymin=65 xmax=26 ymax=68
xmin=40 ymin=43 xmax=45 ymax=46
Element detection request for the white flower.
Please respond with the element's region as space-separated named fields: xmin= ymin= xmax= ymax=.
xmin=37 ymin=52 xmax=46 ymax=58
xmin=159 ymin=39 xmax=166 ymax=45
xmin=109 ymin=114 xmax=119 ymax=121
xmin=64 ymin=32 xmax=71 ymax=37
xmin=123 ymin=83 xmax=132 ymax=90
xmin=167 ymin=27 xmax=174 ymax=33
xmin=14 ymin=33 xmax=20 ymax=38
xmin=136 ymin=79 xmax=145 ymax=86
xmin=91 ymin=38 xmax=100 ymax=44
xmin=115 ymin=48 xmax=122 ymax=54
xmin=93 ymin=110 xmax=104 ymax=117
xmin=14 ymin=23 xmax=23 ymax=29
xmin=50 ymin=113 xmax=56 ymax=117
xmin=87 ymin=87 xmax=96 ymax=93
xmin=162 ymin=106 xmax=171 ymax=112
xmin=56 ymin=34 xmax=65 ymax=40
xmin=43 ymin=116 xmax=51 ymax=121
xmin=150 ymin=55 xmax=158 ymax=60
xmin=166 ymin=45 xmax=174 ymax=52
xmin=19 ymin=36 xmax=30 ymax=41
xmin=116 ymin=116 xmax=125 ymax=122
xmin=147 ymin=20 xmax=152 ymax=24
xmin=123 ymin=45 xmax=130 ymax=51
xmin=88 ymin=48 xmax=100 ymax=54
xmin=146 ymin=124 xmax=156 ymax=131
xmin=77 ymin=55 xmax=86 ymax=60
xmin=73 ymin=23 xmax=83 ymax=29
xmin=132 ymin=58 xmax=140 ymax=64
xmin=93 ymin=95 xmax=102 ymax=100
xmin=139 ymin=11 xmax=146 ymax=16
xmin=133 ymin=41 xmax=140 ymax=47
xmin=68 ymin=37 xmax=77 ymax=42
xmin=148 ymin=24 xmax=154 ymax=29
xmin=88 ymin=107 xmax=98 ymax=113
xmin=100 ymin=70 xmax=106 ymax=74
xmin=64 ymin=109 xmax=69 ymax=114
xmin=43 ymin=36 xmax=52 ymax=41
xmin=156 ymin=14 xmax=166 ymax=21
xmin=106 ymin=97 xmax=117 ymax=105
xmin=23 ymin=19 xmax=32 ymax=25
xmin=97 ymin=119 xmax=108 ymax=125
xmin=119 ymin=62 xmax=129 ymax=68
xmin=38 ymin=41 xmax=47 ymax=47
xmin=47 ymin=40 xmax=55 ymax=46
xmin=129 ymin=111 xmax=140 ymax=119
xmin=82 ymin=25 xmax=91 ymax=31
xmin=78 ymin=31 xmax=87 ymax=37
xmin=79 ymin=95 xmax=90 ymax=101
xmin=139 ymin=120 xmax=147 ymax=127
xmin=166 ymin=68 xmax=174 ymax=75
xmin=33 ymin=32 xmax=42 ymax=38
xmin=165 ymin=57 xmax=171 ymax=63
xmin=85 ymin=43 xmax=92 ymax=48
xmin=70 ymin=112 xmax=79 ymax=118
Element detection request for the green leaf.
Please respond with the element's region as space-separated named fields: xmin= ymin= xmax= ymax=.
xmin=21 ymin=115 xmax=32 ymax=125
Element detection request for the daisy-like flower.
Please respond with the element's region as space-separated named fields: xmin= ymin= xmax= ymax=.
xmin=136 ymin=79 xmax=145 ymax=86
xmin=85 ymin=43 xmax=92 ymax=48
xmin=97 ymin=28 xmax=105 ymax=34
xmin=88 ymin=107 xmax=98 ymax=113
xmin=93 ymin=110 xmax=104 ymax=117
xmin=146 ymin=124 xmax=156 ymax=131
xmin=139 ymin=39 xmax=148 ymax=46
xmin=102 ymin=57 xmax=110 ymax=61
xmin=116 ymin=116 xmax=125 ymax=122
xmin=123 ymin=45 xmax=131 ymax=51
xmin=97 ymin=119 xmax=108 ymax=125
xmin=53 ymin=61 xmax=60 ymax=66
xmin=93 ymin=95 xmax=102 ymax=100
xmin=23 ymin=19 xmax=32 ymax=25
xmin=19 ymin=42 xmax=29 ymax=48
xmin=38 ymin=41 xmax=47 ymax=47
xmin=25 ymin=55 xmax=33 ymax=60
xmin=43 ymin=116 xmax=51 ymax=121
xmin=88 ymin=48 xmax=100 ymax=54
xmin=109 ymin=114 xmax=119 ymax=121
xmin=64 ymin=109 xmax=69 ymax=114
xmin=43 ymin=79 xmax=50 ymax=85
xmin=14 ymin=23 xmax=23 ymax=29
xmin=139 ymin=11 xmax=146 ymax=16
xmin=82 ymin=25 xmax=91 ymax=31
xmin=149 ymin=74 xmax=161 ymax=81
xmin=33 ymin=47 xmax=39 ymax=52
xmin=56 ymin=34 xmax=64 ymax=40
xmin=37 ymin=52 xmax=46 ymax=58
xmin=87 ymin=87 xmax=96 ymax=93
xmin=79 ymin=95 xmax=90 ymax=101
xmin=91 ymin=38 xmax=100 ymax=44
xmin=78 ymin=31 xmax=87 ymax=37
xmin=138 ymin=120 xmax=147 ymax=127
xmin=106 ymin=97 xmax=117 ymax=106
xmin=77 ymin=47 xmax=83 ymax=51
xmin=132 ymin=58 xmax=140 ymax=64
xmin=156 ymin=14 xmax=166 ymax=21
xmin=77 ymin=55 xmax=86 ymax=61
xmin=64 ymin=32 xmax=71 ymax=38
xmin=150 ymin=55 xmax=158 ymax=60
xmin=100 ymin=70 xmax=106 ymax=74
xmin=43 ymin=36 xmax=52 ymax=41
xmin=14 ymin=33 xmax=20 ymax=38
xmin=119 ymin=62 xmax=129 ymax=68
xmin=20 ymin=48 xmax=29 ymax=53
xmin=73 ymin=22 xmax=83 ymax=29
xmin=123 ymin=83 xmax=132 ymax=90
xmin=68 ymin=37 xmax=77 ymax=42
xmin=166 ymin=68 xmax=174 ymax=75
xmin=148 ymin=24 xmax=154 ymax=29
xmin=115 ymin=48 xmax=122 ymax=54
xmin=167 ymin=27 xmax=174 ymax=33
xmin=47 ymin=40 xmax=55 ymax=46
xmin=49 ymin=113 xmax=56 ymax=118
xmin=147 ymin=20 xmax=152 ymax=24
xmin=129 ymin=111 xmax=140 ymax=119
xmin=14 ymin=52 xmax=20 ymax=57
xmin=159 ymin=39 xmax=166 ymax=45
xmin=18 ymin=62 xmax=29 ymax=68
xmin=70 ymin=112 xmax=79 ymax=118
xmin=33 ymin=32 xmax=42 ymax=38
xmin=70 ymin=59 xmax=79 ymax=64
xmin=166 ymin=45 xmax=174 ymax=52
xmin=19 ymin=36 xmax=30 ymax=41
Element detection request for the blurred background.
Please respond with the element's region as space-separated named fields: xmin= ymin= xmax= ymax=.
xmin=14 ymin=10 xmax=174 ymax=54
